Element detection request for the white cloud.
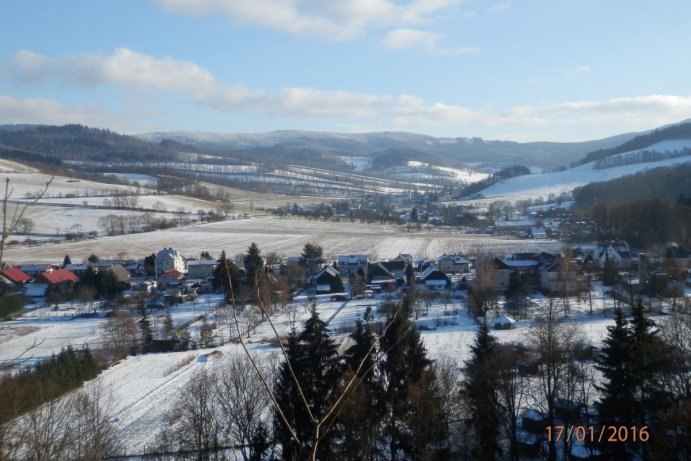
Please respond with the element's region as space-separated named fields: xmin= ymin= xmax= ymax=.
xmin=573 ymin=65 xmax=591 ymax=73
xmin=5 ymin=49 xmax=691 ymax=141
xmin=490 ymin=0 xmax=512 ymax=13
xmin=157 ymin=0 xmax=458 ymax=41
xmin=381 ymin=28 xmax=478 ymax=55
xmin=0 ymin=95 xmax=126 ymax=129
xmin=12 ymin=49 xmax=217 ymax=93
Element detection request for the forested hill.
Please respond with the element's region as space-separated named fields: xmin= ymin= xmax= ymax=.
xmin=572 ymin=162 xmax=691 ymax=209
xmin=0 ymin=124 xmax=185 ymax=163
xmin=574 ymin=121 xmax=691 ymax=166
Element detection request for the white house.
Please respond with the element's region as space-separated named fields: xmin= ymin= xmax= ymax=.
xmin=155 ymin=248 xmax=186 ymax=274
xmin=336 ymin=254 xmax=368 ymax=277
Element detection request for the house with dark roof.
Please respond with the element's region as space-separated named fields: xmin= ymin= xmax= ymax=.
xmin=186 ymin=260 xmax=218 ymax=279
xmin=380 ymin=260 xmax=406 ymax=280
xmin=540 ymin=260 xmax=586 ymax=295
xmin=315 ymin=266 xmax=343 ymax=294
xmin=367 ymin=263 xmax=398 ymax=288
xmin=420 ymin=266 xmax=450 ymax=290
xmin=20 ymin=264 xmax=54 ymax=277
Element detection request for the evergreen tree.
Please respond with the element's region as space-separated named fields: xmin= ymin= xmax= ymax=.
xmin=137 ymin=304 xmax=154 ymax=352
xmin=337 ymin=321 xmax=386 ymax=460
xmin=144 ymin=252 xmax=156 ymax=275
xmin=62 ymin=254 xmax=71 ymax=267
xmin=595 ymin=307 xmax=634 ymax=460
xmin=463 ymin=320 xmax=502 ymax=461
xmin=331 ymin=274 xmax=344 ymax=293
xmin=212 ymin=250 xmax=241 ymax=298
xmin=163 ymin=309 xmax=175 ymax=340
xmin=379 ymin=297 xmax=445 ymax=461
xmin=244 ymin=242 xmax=264 ymax=284
xmin=273 ymin=309 xmax=342 ymax=460
xmin=410 ymin=207 xmax=419 ymax=223
xmin=629 ymin=300 xmax=671 ymax=460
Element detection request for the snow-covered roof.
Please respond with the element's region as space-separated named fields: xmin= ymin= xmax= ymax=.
xmin=495 ymin=315 xmax=516 ymax=325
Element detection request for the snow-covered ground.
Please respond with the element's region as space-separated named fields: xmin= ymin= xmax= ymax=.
xmin=2 ymin=172 xmax=147 ymax=198
xmin=2 ymin=282 xmax=632 ymax=455
xmin=3 ymin=216 xmax=564 ymax=265
xmin=475 ymin=153 xmax=691 ymax=203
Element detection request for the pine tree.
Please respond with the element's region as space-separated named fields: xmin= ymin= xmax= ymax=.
xmin=463 ymin=320 xmax=502 ymax=461
xmin=273 ymin=309 xmax=342 ymax=460
xmin=62 ymin=254 xmax=72 ymax=267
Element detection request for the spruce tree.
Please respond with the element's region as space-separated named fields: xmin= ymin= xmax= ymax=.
xmin=62 ymin=254 xmax=72 ymax=267
xmin=338 ymin=321 xmax=386 ymax=460
xmin=379 ymin=297 xmax=443 ymax=461
xmin=273 ymin=308 xmax=342 ymax=460
xmin=212 ymin=250 xmax=241 ymax=298
xmin=244 ymin=242 xmax=264 ymax=284
xmin=163 ymin=309 xmax=175 ymax=340
xmin=463 ymin=320 xmax=502 ymax=461
xmin=595 ymin=307 xmax=634 ymax=460
xmin=137 ymin=304 xmax=154 ymax=352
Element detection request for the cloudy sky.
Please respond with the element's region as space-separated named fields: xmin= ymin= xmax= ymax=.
xmin=1 ymin=0 xmax=690 ymax=141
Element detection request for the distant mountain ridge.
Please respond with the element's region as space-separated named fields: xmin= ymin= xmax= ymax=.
xmin=137 ymin=129 xmax=640 ymax=170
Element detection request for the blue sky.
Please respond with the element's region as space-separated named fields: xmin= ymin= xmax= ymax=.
xmin=1 ymin=0 xmax=690 ymax=141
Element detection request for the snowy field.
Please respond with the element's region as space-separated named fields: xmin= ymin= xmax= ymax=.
xmin=2 ymin=172 xmax=146 ymax=198
xmin=3 ymin=216 xmax=564 ymax=265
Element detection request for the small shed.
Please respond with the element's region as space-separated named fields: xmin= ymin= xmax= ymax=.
xmin=494 ymin=315 xmax=516 ymax=330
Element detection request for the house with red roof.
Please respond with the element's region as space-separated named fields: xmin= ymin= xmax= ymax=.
xmin=157 ymin=268 xmax=185 ymax=289
xmin=36 ymin=268 xmax=78 ymax=293
xmin=1 ymin=268 xmax=32 ymax=286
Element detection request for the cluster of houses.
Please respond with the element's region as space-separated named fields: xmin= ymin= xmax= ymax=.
xmin=2 ymin=239 xmax=688 ymax=309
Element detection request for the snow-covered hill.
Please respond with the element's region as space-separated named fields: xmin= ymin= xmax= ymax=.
xmin=478 ymin=152 xmax=691 ymax=202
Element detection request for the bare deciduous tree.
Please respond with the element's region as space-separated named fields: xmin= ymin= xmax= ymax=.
xmin=216 ymin=354 xmax=271 ymax=461
xmin=0 ymin=176 xmax=52 ymax=266
xmin=2 ymin=382 xmax=119 ymax=461
xmin=528 ymin=298 xmax=582 ymax=461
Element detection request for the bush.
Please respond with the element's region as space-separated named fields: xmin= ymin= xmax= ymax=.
xmin=0 ymin=294 xmax=25 ymax=319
